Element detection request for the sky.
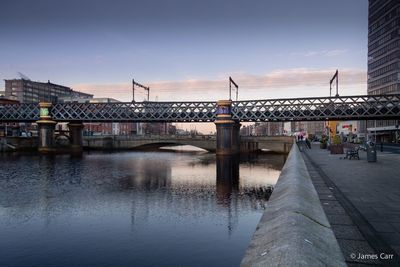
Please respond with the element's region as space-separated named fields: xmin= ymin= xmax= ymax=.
xmin=0 ymin=0 xmax=368 ymax=132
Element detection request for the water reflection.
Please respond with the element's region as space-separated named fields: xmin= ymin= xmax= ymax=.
xmin=0 ymin=151 xmax=284 ymax=267
xmin=216 ymin=155 xmax=239 ymax=205
xmin=119 ymin=158 xmax=172 ymax=191
xmin=216 ymin=155 xmax=239 ymax=235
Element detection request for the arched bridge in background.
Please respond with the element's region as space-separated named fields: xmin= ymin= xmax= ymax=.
xmin=83 ymin=135 xmax=294 ymax=154
xmin=85 ymin=135 xmax=217 ymax=152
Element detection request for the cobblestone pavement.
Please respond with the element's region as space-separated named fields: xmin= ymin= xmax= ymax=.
xmin=302 ymin=145 xmax=400 ymax=266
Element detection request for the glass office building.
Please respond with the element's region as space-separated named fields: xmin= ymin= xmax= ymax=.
xmin=367 ymin=0 xmax=400 ymax=142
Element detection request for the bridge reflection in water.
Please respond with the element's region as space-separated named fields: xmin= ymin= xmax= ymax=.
xmin=216 ymin=155 xmax=241 ymax=235
xmin=216 ymin=155 xmax=240 ymax=204
xmin=0 ymin=151 xmax=284 ymax=267
xmin=216 ymin=154 xmax=276 ymax=234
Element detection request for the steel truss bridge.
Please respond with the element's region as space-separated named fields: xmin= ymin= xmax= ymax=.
xmin=1 ymin=94 xmax=400 ymax=122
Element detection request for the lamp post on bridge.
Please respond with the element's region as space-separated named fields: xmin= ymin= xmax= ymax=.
xmin=132 ymin=79 xmax=150 ymax=102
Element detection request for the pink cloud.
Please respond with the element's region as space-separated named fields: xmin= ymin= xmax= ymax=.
xmin=291 ymin=49 xmax=348 ymax=57
xmin=72 ymin=68 xmax=366 ymax=101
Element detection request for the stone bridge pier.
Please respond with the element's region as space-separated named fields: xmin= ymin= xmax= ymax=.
xmin=37 ymin=102 xmax=84 ymax=154
xmin=215 ymin=100 xmax=241 ymax=155
xmin=37 ymin=102 xmax=57 ymax=153
xmin=68 ymin=122 xmax=84 ymax=153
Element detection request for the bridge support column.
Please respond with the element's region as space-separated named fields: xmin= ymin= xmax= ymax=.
xmin=36 ymin=102 xmax=57 ymax=153
xmin=68 ymin=122 xmax=84 ymax=153
xmin=215 ymin=100 xmax=241 ymax=155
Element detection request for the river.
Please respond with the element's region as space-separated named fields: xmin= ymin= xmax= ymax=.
xmin=0 ymin=148 xmax=285 ymax=267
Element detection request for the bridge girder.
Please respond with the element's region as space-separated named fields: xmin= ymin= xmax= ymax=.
xmin=1 ymin=94 xmax=400 ymax=122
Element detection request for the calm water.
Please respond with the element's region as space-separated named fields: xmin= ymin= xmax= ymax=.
xmin=0 ymin=148 xmax=285 ymax=267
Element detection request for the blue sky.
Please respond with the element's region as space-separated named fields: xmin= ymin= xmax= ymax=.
xmin=0 ymin=0 xmax=368 ymax=102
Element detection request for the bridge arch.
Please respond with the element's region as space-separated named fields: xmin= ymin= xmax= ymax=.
xmin=84 ymin=136 xmax=216 ymax=152
xmin=132 ymin=141 xmax=210 ymax=151
xmin=54 ymin=133 xmax=71 ymax=147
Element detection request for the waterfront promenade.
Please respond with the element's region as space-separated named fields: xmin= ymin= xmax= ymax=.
xmin=303 ymin=145 xmax=400 ymax=266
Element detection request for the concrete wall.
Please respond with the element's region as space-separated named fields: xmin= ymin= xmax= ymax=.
xmin=241 ymin=144 xmax=345 ymax=267
xmin=0 ymin=137 xmax=38 ymax=152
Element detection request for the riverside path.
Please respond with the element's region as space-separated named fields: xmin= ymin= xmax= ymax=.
xmin=302 ymin=144 xmax=400 ymax=266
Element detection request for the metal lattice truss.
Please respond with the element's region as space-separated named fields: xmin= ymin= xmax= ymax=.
xmin=0 ymin=95 xmax=400 ymax=122
xmin=232 ymin=94 xmax=400 ymax=121
xmin=52 ymin=102 xmax=217 ymax=122
xmin=0 ymin=103 xmax=39 ymax=121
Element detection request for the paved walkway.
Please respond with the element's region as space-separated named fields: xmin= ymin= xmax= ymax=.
xmin=302 ymin=144 xmax=400 ymax=266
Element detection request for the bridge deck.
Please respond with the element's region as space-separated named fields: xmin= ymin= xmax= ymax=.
xmin=0 ymin=94 xmax=399 ymax=122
